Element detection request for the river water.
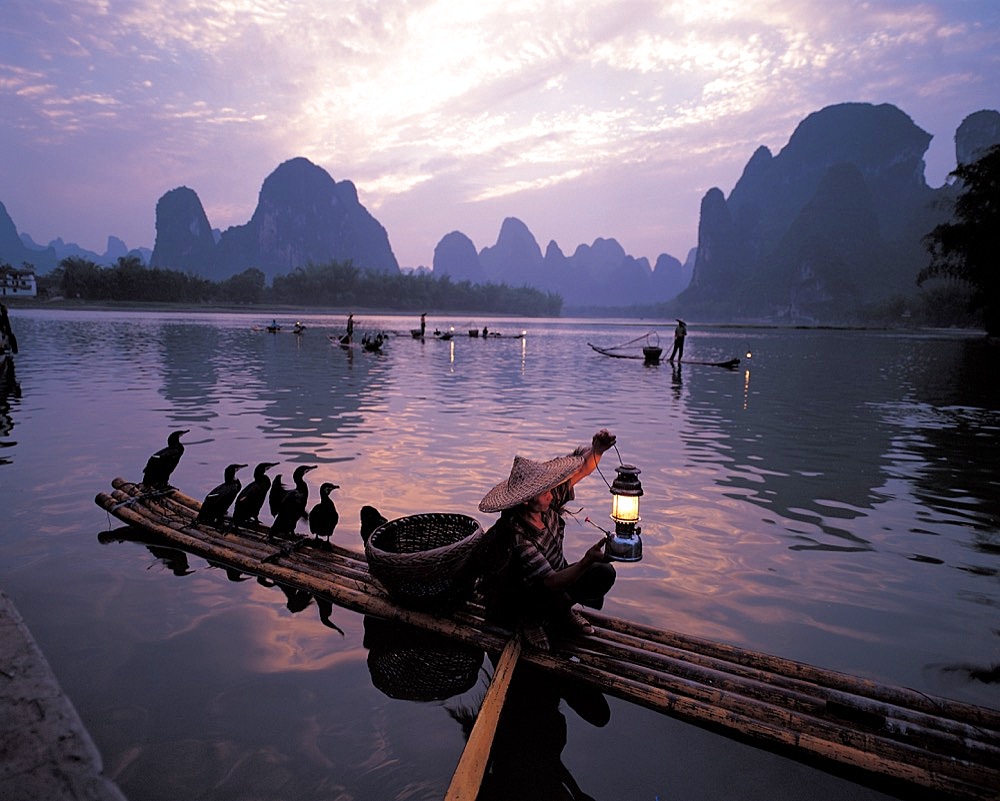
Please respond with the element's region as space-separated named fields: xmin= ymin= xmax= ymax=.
xmin=1 ymin=308 xmax=997 ymax=801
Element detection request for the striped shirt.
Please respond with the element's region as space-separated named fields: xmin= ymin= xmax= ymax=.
xmin=508 ymin=481 xmax=575 ymax=585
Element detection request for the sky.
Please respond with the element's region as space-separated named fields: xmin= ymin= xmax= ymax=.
xmin=2 ymin=1 xmax=998 ymax=269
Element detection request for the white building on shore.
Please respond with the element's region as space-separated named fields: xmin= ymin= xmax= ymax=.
xmin=0 ymin=266 xmax=37 ymax=297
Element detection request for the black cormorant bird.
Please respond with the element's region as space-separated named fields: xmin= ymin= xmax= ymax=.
xmin=232 ymin=461 xmax=279 ymax=527
xmin=197 ymin=463 xmax=247 ymax=526
xmin=359 ymin=505 xmax=388 ymax=547
xmin=141 ymin=429 xmax=189 ymax=489
xmin=309 ymin=482 xmax=340 ymax=542
xmin=268 ymin=473 xmax=288 ymax=518
xmin=271 ymin=464 xmax=317 ymax=536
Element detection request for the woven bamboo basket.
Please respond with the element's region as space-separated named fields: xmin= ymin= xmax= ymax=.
xmin=364 ymin=512 xmax=486 ymax=608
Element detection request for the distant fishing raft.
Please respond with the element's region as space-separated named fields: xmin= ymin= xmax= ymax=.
xmin=588 ymin=330 xmax=740 ymax=367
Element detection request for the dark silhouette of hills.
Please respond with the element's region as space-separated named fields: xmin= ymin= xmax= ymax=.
xmin=0 ymin=201 xmax=54 ymax=270
xmin=676 ymin=103 xmax=1000 ymax=322
xmin=4 ymin=102 xmax=998 ymax=319
xmin=433 ymin=216 xmax=692 ymax=307
xmin=150 ymin=157 xmax=399 ymax=283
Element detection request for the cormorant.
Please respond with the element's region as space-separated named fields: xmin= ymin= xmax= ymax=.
xmin=232 ymin=461 xmax=279 ymax=527
xmin=359 ymin=505 xmax=388 ymax=547
xmin=309 ymin=482 xmax=340 ymax=542
xmin=141 ymin=429 xmax=189 ymax=489
xmin=271 ymin=464 xmax=317 ymax=536
xmin=197 ymin=463 xmax=247 ymax=526
xmin=268 ymin=473 xmax=287 ymax=518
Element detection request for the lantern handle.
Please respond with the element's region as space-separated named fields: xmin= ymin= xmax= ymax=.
xmin=595 ymin=442 xmax=627 ymax=491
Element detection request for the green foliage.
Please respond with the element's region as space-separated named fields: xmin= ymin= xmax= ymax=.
xmin=919 ymin=144 xmax=1000 ymax=334
xmin=36 ymin=257 xmax=561 ymax=315
xmin=219 ymin=268 xmax=266 ymax=304
xmin=268 ymin=261 xmax=561 ymax=314
xmin=51 ymin=256 xmax=215 ymax=302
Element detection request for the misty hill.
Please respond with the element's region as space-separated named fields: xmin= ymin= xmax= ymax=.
xmin=150 ymin=157 xmax=399 ymax=283
xmin=676 ymin=103 xmax=1000 ymax=322
xmin=0 ymin=201 xmax=151 ymax=271
xmin=433 ymin=217 xmax=692 ymax=307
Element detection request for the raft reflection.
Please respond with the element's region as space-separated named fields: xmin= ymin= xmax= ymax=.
xmin=479 ymin=660 xmax=609 ymax=801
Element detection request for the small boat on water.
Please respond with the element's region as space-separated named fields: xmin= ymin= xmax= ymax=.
xmin=589 ymin=331 xmax=739 ymax=368
xmin=466 ymin=325 xmax=527 ymax=339
xmin=95 ymin=476 xmax=1000 ymax=801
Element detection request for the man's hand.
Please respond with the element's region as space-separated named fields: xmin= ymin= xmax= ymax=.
xmin=585 ymin=537 xmax=611 ymax=564
xmin=592 ymin=429 xmax=616 ymax=455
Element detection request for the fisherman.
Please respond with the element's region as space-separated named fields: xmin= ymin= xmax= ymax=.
xmin=478 ymin=429 xmax=617 ymax=650
xmin=668 ymin=319 xmax=687 ymax=363
xmin=346 ymin=313 xmax=354 ymax=343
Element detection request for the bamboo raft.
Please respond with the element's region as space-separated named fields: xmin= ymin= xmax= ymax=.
xmin=95 ymin=477 xmax=1000 ymax=801
xmin=588 ymin=342 xmax=741 ymax=368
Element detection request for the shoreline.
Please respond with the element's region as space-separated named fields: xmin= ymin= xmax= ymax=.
xmin=0 ymin=588 xmax=127 ymax=801
xmin=2 ymin=297 xmax=989 ymax=334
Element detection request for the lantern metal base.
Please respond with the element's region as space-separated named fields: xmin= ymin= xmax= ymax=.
xmin=606 ymin=528 xmax=643 ymax=562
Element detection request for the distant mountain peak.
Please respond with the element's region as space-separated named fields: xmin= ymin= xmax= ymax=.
xmin=151 ymin=157 xmax=399 ymax=282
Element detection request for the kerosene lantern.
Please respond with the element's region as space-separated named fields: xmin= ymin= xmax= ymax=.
xmin=605 ymin=463 xmax=644 ymax=562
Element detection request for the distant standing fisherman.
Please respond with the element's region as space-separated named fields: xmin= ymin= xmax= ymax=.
xmin=668 ymin=319 xmax=687 ymax=363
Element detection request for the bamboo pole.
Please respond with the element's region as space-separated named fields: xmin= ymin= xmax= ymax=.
xmin=575 ymin=631 xmax=999 ymax=761
xmin=444 ymin=636 xmax=521 ymax=801
xmin=587 ymin=624 xmax=993 ymax=744
xmin=588 ymin=610 xmax=1000 ymax=730
xmin=520 ymin=650 xmax=999 ymax=801
xmin=560 ymin=641 xmax=996 ymax=787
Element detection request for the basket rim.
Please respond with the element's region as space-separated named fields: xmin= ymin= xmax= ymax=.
xmin=366 ymin=512 xmax=484 ymax=562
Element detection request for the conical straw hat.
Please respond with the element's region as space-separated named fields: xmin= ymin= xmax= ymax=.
xmin=478 ymin=453 xmax=584 ymax=513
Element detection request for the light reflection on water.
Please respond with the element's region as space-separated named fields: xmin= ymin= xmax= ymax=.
xmin=1 ymin=308 xmax=998 ymax=801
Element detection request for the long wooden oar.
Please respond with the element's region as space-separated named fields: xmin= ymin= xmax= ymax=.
xmin=444 ymin=635 xmax=522 ymax=800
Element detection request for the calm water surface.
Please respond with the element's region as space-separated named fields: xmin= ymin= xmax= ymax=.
xmin=1 ymin=308 xmax=998 ymax=801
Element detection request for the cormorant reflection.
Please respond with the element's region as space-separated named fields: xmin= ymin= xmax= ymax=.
xmin=257 ymin=576 xmax=312 ymax=612
xmin=147 ymin=544 xmax=194 ymax=576
xmin=477 ymin=660 xmax=608 ymax=801
xmin=97 ymin=527 xmax=191 ymax=575
xmin=96 ymin=527 xmax=346 ymax=633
